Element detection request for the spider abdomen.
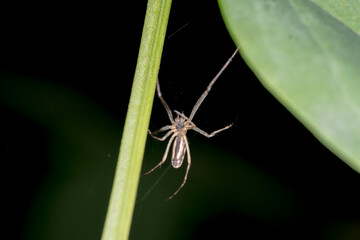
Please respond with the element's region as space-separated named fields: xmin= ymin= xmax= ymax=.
xmin=171 ymin=135 xmax=187 ymax=168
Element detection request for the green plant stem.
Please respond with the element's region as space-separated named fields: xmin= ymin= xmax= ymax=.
xmin=101 ymin=0 xmax=172 ymax=239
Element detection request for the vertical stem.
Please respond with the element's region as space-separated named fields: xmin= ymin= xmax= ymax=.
xmin=101 ymin=0 xmax=172 ymax=239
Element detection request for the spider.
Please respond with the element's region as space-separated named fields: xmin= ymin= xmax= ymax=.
xmin=143 ymin=48 xmax=239 ymax=199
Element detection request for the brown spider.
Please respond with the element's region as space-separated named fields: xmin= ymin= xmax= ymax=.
xmin=143 ymin=48 xmax=239 ymax=199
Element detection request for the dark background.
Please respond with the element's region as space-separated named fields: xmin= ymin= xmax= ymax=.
xmin=1 ymin=1 xmax=359 ymax=240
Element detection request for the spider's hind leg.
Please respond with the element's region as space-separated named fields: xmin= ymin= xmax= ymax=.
xmin=168 ymin=135 xmax=191 ymax=200
xmin=142 ymin=134 xmax=176 ymax=176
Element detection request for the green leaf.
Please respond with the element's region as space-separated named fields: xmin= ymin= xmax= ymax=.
xmin=219 ymin=0 xmax=360 ymax=173
xmin=101 ymin=0 xmax=172 ymax=239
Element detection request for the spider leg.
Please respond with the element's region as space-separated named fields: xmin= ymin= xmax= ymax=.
xmin=175 ymin=108 xmax=236 ymax=138
xmin=188 ymin=48 xmax=239 ymax=121
xmin=168 ymin=135 xmax=191 ymax=200
xmin=142 ymin=134 xmax=176 ymax=176
xmin=192 ymin=120 xmax=235 ymax=138
xmin=148 ymin=126 xmax=172 ymax=141
xmin=157 ymin=79 xmax=175 ymax=123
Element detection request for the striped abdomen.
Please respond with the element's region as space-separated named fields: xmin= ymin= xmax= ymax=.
xmin=171 ymin=135 xmax=187 ymax=168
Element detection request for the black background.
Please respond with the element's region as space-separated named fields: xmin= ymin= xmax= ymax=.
xmin=1 ymin=1 xmax=359 ymax=239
